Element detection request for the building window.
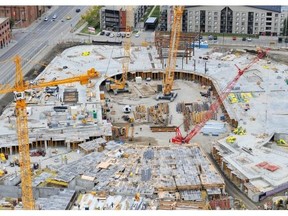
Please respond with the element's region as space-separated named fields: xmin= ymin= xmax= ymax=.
xmin=255 ymin=23 xmax=258 ymax=26
xmin=236 ymin=22 xmax=239 ymax=25
xmin=236 ymin=12 xmax=240 ymax=16
xmin=242 ymin=27 xmax=245 ymax=30
xmin=195 ymin=16 xmax=199 ymax=20
xmin=275 ymin=14 xmax=278 ymax=17
xmin=189 ymin=11 xmax=193 ymax=15
xmin=241 ymin=22 xmax=245 ymax=25
xmin=236 ymin=27 xmax=239 ymax=30
xmin=214 ymin=12 xmax=218 ymax=16
xmin=208 ymin=12 xmax=211 ymax=15
xmin=255 ymin=18 xmax=259 ymax=22
xmin=208 ymin=21 xmax=211 ymax=25
xmin=275 ymin=19 xmax=278 ymax=22
xmin=266 ymin=26 xmax=271 ymax=30
xmin=214 ymin=26 xmax=217 ymax=29
xmin=262 ymin=13 xmax=265 ymax=17
xmin=255 ymin=13 xmax=258 ymax=17
xmin=196 ymin=20 xmax=199 ymax=24
xmin=208 ymin=16 xmax=211 ymax=20
xmin=266 ymin=12 xmax=272 ymax=16
xmin=196 ymin=11 xmax=199 ymax=15
xmin=242 ymin=18 xmax=245 ymax=21
xmin=214 ymin=21 xmax=217 ymax=25
xmin=242 ymin=13 xmax=245 ymax=16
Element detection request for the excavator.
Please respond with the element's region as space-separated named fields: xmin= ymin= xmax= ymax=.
xmin=156 ymin=6 xmax=184 ymax=102
xmin=0 ymin=55 xmax=100 ymax=209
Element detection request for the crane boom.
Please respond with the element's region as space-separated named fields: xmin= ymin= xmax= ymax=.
xmin=164 ymin=6 xmax=183 ymax=95
xmin=157 ymin=6 xmax=184 ymax=101
xmin=0 ymin=55 xmax=100 ymax=209
xmin=105 ymin=6 xmax=132 ymax=94
xmin=172 ymin=49 xmax=269 ymax=144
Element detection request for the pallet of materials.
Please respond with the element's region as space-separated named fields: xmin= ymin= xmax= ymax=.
xmin=150 ymin=126 xmax=177 ymax=132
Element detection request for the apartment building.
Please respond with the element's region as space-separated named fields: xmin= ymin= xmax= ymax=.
xmin=160 ymin=6 xmax=287 ymax=36
xmin=100 ymin=5 xmax=148 ymax=31
xmin=0 ymin=6 xmax=47 ymax=28
xmin=0 ymin=17 xmax=10 ymax=49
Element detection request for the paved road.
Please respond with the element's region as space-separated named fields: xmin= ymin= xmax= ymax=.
xmin=0 ymin=6 xmax=89 ymax=87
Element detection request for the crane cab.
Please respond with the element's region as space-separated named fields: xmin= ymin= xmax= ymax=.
xmin=14 ymin=92 xmax=25 ymax=101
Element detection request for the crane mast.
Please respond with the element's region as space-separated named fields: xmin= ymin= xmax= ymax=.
xmin=0 ymin=56 xmax=100 ymax=209
xmin=172 ymin=49 xmax=269 ymax=144
xmin=14 ymin=56 xmax=35 ymax=210
xmin=157 ymin=6 xmax=184 ymax=102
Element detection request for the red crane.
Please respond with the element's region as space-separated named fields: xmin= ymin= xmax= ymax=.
xmin=172 ymin=49 xmax=269 ymax=144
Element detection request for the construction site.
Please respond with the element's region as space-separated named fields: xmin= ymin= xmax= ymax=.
xmin=0 ymin=6 xmax=288 ymax=211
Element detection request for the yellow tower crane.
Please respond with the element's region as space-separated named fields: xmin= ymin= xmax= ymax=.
xmin=105 ymin=6 xmax=133 ymax=95
xmin=0 ymin=55 xmax=100 ymax=209
xmin=156 ymin=6 xmax=184 ymax=102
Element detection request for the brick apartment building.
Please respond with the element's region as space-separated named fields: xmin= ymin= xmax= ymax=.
xmin=0 ymin=6 xmax=47 ymax=28
xmin=0 ymin=17 xmax=10 ymax=49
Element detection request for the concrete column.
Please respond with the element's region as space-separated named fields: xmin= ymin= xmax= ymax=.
xmin=10 ymin=146 xmax=13 ymax=155
xmin=44 ymin=140 xmax=48 ymax=151
xmin=67 ymin=142 xmax=71 ymax=151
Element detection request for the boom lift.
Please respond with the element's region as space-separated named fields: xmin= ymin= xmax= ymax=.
xmin=156 ymin=6 xmax=184 ymax=102
xmin=106 ymin=6 xmax=132 ymax=95
xmin=0 ymin=55 xmax=100 ymax=209
xmin=172 ymin=49 xmax=269 ymax=144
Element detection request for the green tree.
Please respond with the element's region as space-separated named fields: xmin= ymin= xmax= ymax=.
xmin=81 ymin=6 xmax=102 ymax=28
xmin=282 ymin=18 xmax=288 ymax=36
xmin=9 ymin=18 xmax=14 ymax=29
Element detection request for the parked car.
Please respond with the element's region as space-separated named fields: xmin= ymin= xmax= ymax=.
xmin=213 ymin=35 xmax=218 ymax=40
xmin=106 ymin=32 xmax=111 ymax=36
xmin=109 ymin=33 xmax=115 ymax=38
xmin=247 ymin=38 xmax=252 ymax=42
xmin=242 ymin=37 xmax=246 ymax=41
xmin=100 ymin=31 xmax=105 ymax=36
xmin=232 ymin=36 xmax=237 ymax=40
xmin=52 ymin=14 xmax=57 ymax=19
xmin=208 ymin=35 xmax=213 ymax=40
xmin=135 ymin=33 xmax=140 ymax=38
xmin=116 ymin=32 xmax=121 ymax=37
xmin=44 ymin=17 xmax=48 ymax=21
xmin=76 ymin=8 xmax=81 ymax=13
xmin=285 ymin=38 xmax=288 ymax=43
xmin=66 ymin=16 xmax=71 ymax=20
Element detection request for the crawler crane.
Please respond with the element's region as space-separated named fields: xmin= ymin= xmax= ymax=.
xmin=172 ymin=49 xmax=269 ymax=144
xmin=105 ymin=6 xmax=133 ymax=95
xmin=156 ymin=6 xmax=184 ymax=101
xmin=0 ymin=55 xmax=100 ymax=209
